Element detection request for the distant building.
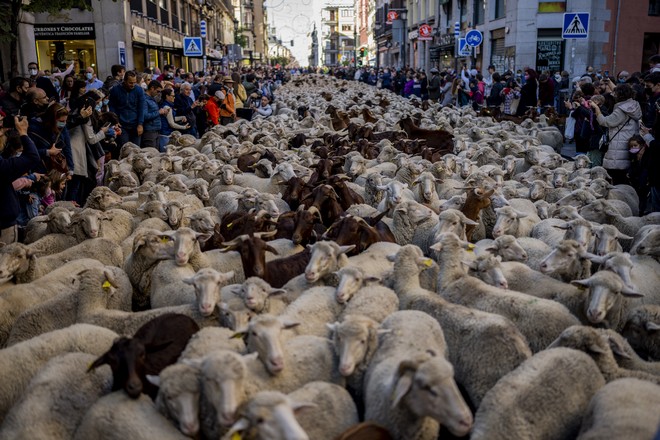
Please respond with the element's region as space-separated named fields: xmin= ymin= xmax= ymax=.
xmin=320 ymin=0 xmax=355 ymax=67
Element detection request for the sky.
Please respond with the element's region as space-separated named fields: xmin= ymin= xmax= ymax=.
xmin=266 ymin=0 xmax=320 ymax=65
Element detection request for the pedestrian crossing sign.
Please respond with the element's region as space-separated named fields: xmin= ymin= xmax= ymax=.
xmin=562 ymin=13 xmax=589 ymax=39
xmin=183 ymin=37 xmax=203 ymax=56
xmin=458 ymin=38 xmax=472 ymax=57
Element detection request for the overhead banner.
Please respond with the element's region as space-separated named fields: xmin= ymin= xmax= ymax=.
xmin=34 ymin=24 xmax=95 ymax=40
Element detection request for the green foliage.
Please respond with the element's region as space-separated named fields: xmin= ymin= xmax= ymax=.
xmin=235 ymin=30 xmax=249 ymax=48
xmin=270 ymin=56 xmax=290 ymax=67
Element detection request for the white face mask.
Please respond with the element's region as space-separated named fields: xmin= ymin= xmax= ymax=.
xmin=29 ymin=68 xmax=38 ymax=76
xmin=629 ymin=148 xmax=641 ymax=154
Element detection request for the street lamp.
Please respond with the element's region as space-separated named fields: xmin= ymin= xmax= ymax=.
xmin=197 ymin=0 xmax=208 ymax=72
xmin=400 ymin=10 xmax=407 ymax=70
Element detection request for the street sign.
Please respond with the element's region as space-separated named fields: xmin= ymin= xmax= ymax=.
xmin=562 ymin=13 xmax=589 ymax=39
xmin=465 ymin=29 xmax=483 ymax=47
xmin=200 ymin=20 xmax=207 ymax=38
xmin=458 ymin=38 xmax=472 ymax=57
xmin=118 ymin=41 xmax=126 ymax=66
xmin=386 ymin=11 xmax=398 ymax=24
xmin=419 ymin=24 xmax=433 ymax=41
xmin=183 ymin=37 xmax=203 ymax=56
xmin=454 ymin=22 xmax=460 ymax=36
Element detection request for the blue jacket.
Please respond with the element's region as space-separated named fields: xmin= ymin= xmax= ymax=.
xmin=160 ymin=102 xmax=177 ymax=136
xmin=143 ymin=95 xmax=161 ymax=132
xmin=0 ymin=135 xmax=41 ymax=228
xmin=381 ymin=72 xmax=392 ymax=89
xmin=108 ymin=84 xmax=145 ymax=129
xmin=28 ymin=121 xmax=74 ymax=173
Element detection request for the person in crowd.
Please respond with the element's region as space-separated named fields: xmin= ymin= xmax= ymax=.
xmin=516 ymin=68 xmax=538 ymax=116
xmin=626 ymin=134 xmax=652 ymax=214
xmin=25 ymin=173 xmax=50 ymax=218
xmin=439 ymin=74 xmax=453 ymax=107
xmin=411 ymin=74 xmax=422 ymax=98
xmin=643 ymin=72 xmax=660 ymax=128
xmin=242 ymin=73 xmax=258 ymax=97
xmin=174 ymin=82 xmax=200 ymax=137
xmin=47 ymin=169 xmax=68 ymax=202
xmin=59 ymin=75 xmax=75 ymax=106
xmin=0 ymin=113 xmax=41 ymax=243
xmin=28 ymin=102 xmax=74 ymax=177
xmin=218 ymin=76 xmax=236 ymax=125
xmin=419 ymin=71 xmax=428 ymax=100
xmin=142 ymin=80 xmax=166 ymax=149
xmin=487 ymin=73 xmax=504 ymax=108
xmin=590 ymin=83 xmax=643 ymax=185
xmin=27 ymin=61 xmax=58 ymax=100
xmin=380 ymin=68 xmax=392 ymax=90
xmin=483 ymin=65 xmax=496 ymax=98
xmin=403 ymin=74 xmax=414 ymax=98
xmin=252 ymin=95 xmax=273 ymax=119
xmin=206 ymin=90 xmax=223 ymax=127
xmin=469 ymin=78 xmax=484 ymax=110
xmin=428 ymin=68 xmax=441 ymax=102
xmin=501 ymin=78 xmax=521 ymax=115
xmin=453 ymin=77 xmax=470 ymax=107
xmin=232 ymin=72 xmax=247 ymax=110
xmin=566 ymin=83 xmax=595 ymax=154
xmin=0 ymin=77 xmax=29 ymax=117
xmin=159 ymin=88 xmax=188 ymax=151
xmin=108 ymin=70 xmax=145 ymax=147
xmin=84 ymin=67 xmax=104 ymax=91
xmin=21 ymin=87 xmax=50 ymax=120
xmin=194 ymin=94 xmax=210 ymax=136
xmin=537 ymin=73 xmax=555 ymax=109
xmin=157 ymin=64 xmax=176 ymax=82
xmin=103 ymin=64 xmax=126 ymax=91
xmin=68 ymin=79 xmax=88 ymax=111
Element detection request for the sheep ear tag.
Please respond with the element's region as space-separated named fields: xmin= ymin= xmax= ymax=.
xmin=160 ymin=237 xmax=170 ymax=244
xmin=102 ymin=281 xmax=112 ymax=289
xmin=466 ymin=244 xmax=475 ymax=252
xmin=423 ymin=259 xmax=433 ymax=267
xmin=231 ymin=434 xmax=242 ymax=440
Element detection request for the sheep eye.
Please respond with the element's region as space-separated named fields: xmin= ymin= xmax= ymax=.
xmin=360 ymin=340 xmax=366 ymax=345
xmin=424 ymin=385 xmax=438 ymax=396
xmin=257 ymin=417 xmax=265 ymax=425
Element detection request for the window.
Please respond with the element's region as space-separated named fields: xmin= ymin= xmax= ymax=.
xmin=147 ymin=0 xmax=158 ymax=19
xmin=340 ymin=9 xmax=353 ymax=17
xmin=474 ymin=0 xmax=484 ymax=25
xmin=130 ymin=0 xmax=142 ymax=13
xmin=650 ymin=0 xmax=660 ymax=15
xmin=495 ymin=0 xmax=505 ymax=19
xmin=159 ymin=0 xmax=167 ymax=9
xmin=342 ymin=25 xmax=352 ymax=31
xmin=538 ymin=0 xmax=566 ymax=13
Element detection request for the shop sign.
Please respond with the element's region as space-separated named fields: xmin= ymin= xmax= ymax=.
xmin=34 ymin=23 xmax=95 ymax=40
xmin=419 ymin=24 xmax=433 ymax=41
xmin=162 ymin=36 xmax=173 ymax=48
xmin=408 ymin=29 xmax=418 ymax=41
xmin=386 ymin=11 xmax=398 ymax=24
xmin=536 ymin=39 xmax=564 ymax=73
xmin=149 ymin=32 xmax=162 ymax=46
xmin=438 ymin=34 xmax=454 ymax=47
xmin=132 ymin=26 xmax=148 ymax=44
xmin=174 ymin=40 xmax=183 ymax=49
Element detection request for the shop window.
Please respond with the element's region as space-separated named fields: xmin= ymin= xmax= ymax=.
xmin=342 ymin=25 xmax=352 ymax=31
xmin=36 ymin=40 xmax=97 ymax=73
xmin=494 ymin=0 xmax=505 ymax=19
xmin=650 ymin=0 xmax=660 ymax=15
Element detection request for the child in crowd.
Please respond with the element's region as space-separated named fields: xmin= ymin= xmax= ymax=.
xmin=47 ymin=170 xmax=69 ymax=202
xmin=627 ymin=134 xmax=652 ymax=214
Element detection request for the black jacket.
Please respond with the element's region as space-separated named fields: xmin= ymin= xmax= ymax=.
xmin=0 ymin=135 xmax=41 ymax=229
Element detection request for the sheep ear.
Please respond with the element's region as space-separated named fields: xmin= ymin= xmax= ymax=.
xmin=265 ymin=245 xmax=280 ymax=255
xmin=229 ymin=328 xmax=248 ymax=340
xmin=292 ymin=401 xmax=317 ymax=414
xmin=386 ymin=254 xmax=397 ymax=262
xmin=617 ymin=232 xmax=633 ymax=240
xmin=377 ymin=328 xmax=392 ymax=335
xmin=570 ymin=279 xmax=590 ymax=290
xmin=87 ymin=352 xmax=110 ymax=372
xmin=514 ymin=210 xmax=528 ymax=219
xmin=606 ymin=336 xmax=632 ymax=359
xmin=338 ymin=245 xmax=355 ymax=255
xmin=182 ymin=277 xmax=195 ymax=286
xmin=195 ymin=231 xmax=213 ymax=243
xmin=391 ymin=370 xmax=414 ymax=409
xmin=145 ymin=374 xmax=161 ymax=387
xmin=646 ymin=322 xmax=660 ymax=332
xmin=621 ymin=285 xmax=643 ymax=298
xmin=326 ymin=322 xmax=338 ymax=334
xmin=483 ymin=245 xmax=498 ymax=254
xmin=553 ymin=223 xmax=569 ymax=230
xmin=461 ymin=260 xmax=477 ymax=271
xmin=429 ymin=242 xmax=443 ymax=252
xmin=268 ymin=288 xmax=286 ymax=297
xmin=224 ymin=418 xmax=250 ymax=439
xmin=365 ymin=276 xmax=381 ymax=284
xmin=281 ymin=320 xmax=301 ymax=330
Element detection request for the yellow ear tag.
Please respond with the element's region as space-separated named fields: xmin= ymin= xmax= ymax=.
xmin=102 ymin=281 xmax=112 ymax=289
xmin=160 ymin=237 xmax=170 ymax=243
xmin=231 ymin=433 xmax=242 ymax=440
xmin=423 ymin=259 xmax=433 ymax=267
xmin=466 ymin=244 xmax=475 ymax=252
xmin=230 ymin=333 xmax=244 ymax=340
xmin=226 ymin=223 xmax=233 ymax=229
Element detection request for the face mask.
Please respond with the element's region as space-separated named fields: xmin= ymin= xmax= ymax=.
xmin=103 ymin=99 xmax=109 ymax=106
xmin=86 ymin=73 xmax=93 ymax=80
xmin=29 ymin=69 xmax=38 ymax=76
xmin=95 ymin=103 xmax=102 ymax=112
xmin=141 ymin=82 xmax=147 ymax=90
xmin=629 ymin=148 xmax=641 ymax=154
xmin=554 ymin=75 xmax=561 ymax=82
xmin=14 ymin=152 xmax=22 ymax=157
xmin=56 ymin=121 xmax=66 ymax=129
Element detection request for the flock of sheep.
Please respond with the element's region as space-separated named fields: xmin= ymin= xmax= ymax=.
xmin=0 ymin=74 xmax=659 ymax=440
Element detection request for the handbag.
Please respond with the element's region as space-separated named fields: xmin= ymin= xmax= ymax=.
xmin=564 ymin=115 xmax=576 ymax=140
xmin=32 ymin=131 xmax=69 ymax=174
xmin=599 ymin=116 xmax=631 ymax=153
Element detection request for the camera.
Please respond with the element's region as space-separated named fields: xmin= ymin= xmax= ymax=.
xmin=2 ymin=115 xmax=23 ymax=129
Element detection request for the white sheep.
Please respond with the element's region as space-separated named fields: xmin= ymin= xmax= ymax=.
xmin=364 ymin=311 xmax=473 ymax=439
xmin=0 ymin=352 xmax=111 ymax=440
xmin=0 ymin=323 xmax=118 ymax=423
xmin=277 ymin=286 xmax=343 ymax=341
xmin=6 ymin=265 xmax=133 ymax=346
xmin=334 ymin=266 xmax=399 ymax=322
xmin=621 ymin=305 xmax=660 ymax=361
xmin=24 ymin=206 xmax=75 ymax=243
xmin=431 ymin=233 xmax=580 ymax=352
xmin=73 ymin=391 xmax=189 ymax=440
xmin=223 ymin=277 xmax=288 ymax=315
xmin=577 ymin=378 xmax=660 ymax=440
xmin=630 ymin=224 xmax=660 ymax=260
xmin=178 ymin=326 xmax=246 ymax=361
xmin=470 ymin=348 xmax=605 ymax=440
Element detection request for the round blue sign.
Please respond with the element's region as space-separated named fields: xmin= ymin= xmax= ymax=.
xmin=465 ymin=29 xmax=483 ymax=47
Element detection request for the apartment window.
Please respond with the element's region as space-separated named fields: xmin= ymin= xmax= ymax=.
xmin=159 ymin=0 xmax=169 ymax=26
xmin=538 ymin=0 xmax=566 ymax=13
xmin=130 ymin=0 xmax=142 ymax=13
xmin=171 ymin=0 xmax=180 ymax=31
xmin=495 ymin=0 xmax=505 ymax=19
xmin=340 ymin=9 xmax=353 ymax=17
xmin=342 ymin=25 xmax=353 ymax=32
xmin=650 ymin=0 xmax=660 ymax=15
xmin=147 ymin=0 xmax=158 ymax=19
xmin=474 ymin=0 xmax=485 ymax=25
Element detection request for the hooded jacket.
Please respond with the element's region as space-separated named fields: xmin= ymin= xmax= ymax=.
xmin=597 ymin=98 xmax=642 ymax=170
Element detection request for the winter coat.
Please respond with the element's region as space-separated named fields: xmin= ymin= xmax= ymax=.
xmin=0 ymin=136 xmax=41 ymax=229
xmin=428 ymin=75 xmax=441 ymax=100
xmin=598 ymin=98 xmax=642 ymax=170
xmin=143 ymin=95 xmax=162 ymax=132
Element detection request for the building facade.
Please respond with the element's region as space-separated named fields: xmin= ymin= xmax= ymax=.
xmin=320 ymin=0 xmax=356 ymax=67
xmin=8 ymin=0 xmax=239 ymax=80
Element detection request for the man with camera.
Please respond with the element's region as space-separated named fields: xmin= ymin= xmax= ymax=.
xmin=0 ymin=113 xmax=41 ymax=244
xmin=217 ymin=76 xmax=236 ymax=126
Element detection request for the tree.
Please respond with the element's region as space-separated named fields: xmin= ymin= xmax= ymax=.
xmin=234 ymin=28 xmax=249 ymax=48
xmin=0 ymin=0 xmax=100 ymax=77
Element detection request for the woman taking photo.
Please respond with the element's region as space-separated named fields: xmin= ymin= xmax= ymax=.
xmin=28 ymin=103 xmax=74 ymax=177
xmin=590 ymin=83 xmax=642 ymax=185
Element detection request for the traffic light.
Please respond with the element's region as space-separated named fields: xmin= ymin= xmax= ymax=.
xmin=359 ymin=48 xmax=367 ymax=57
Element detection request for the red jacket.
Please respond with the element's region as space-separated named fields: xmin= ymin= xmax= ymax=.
xmin=205 ymin=99 xmax=220 ymax=126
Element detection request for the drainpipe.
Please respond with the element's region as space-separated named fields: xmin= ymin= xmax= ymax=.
xmin=612 ymin=0 xmax=621 ymax=74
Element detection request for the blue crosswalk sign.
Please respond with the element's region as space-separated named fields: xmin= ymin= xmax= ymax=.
xmin=563 ymin=13 xmax=589 ymax=39
xmin=458 ymin=38 xmax=471 ymax=57
xmin=183 ymin=37 xmax=203 ymax=56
